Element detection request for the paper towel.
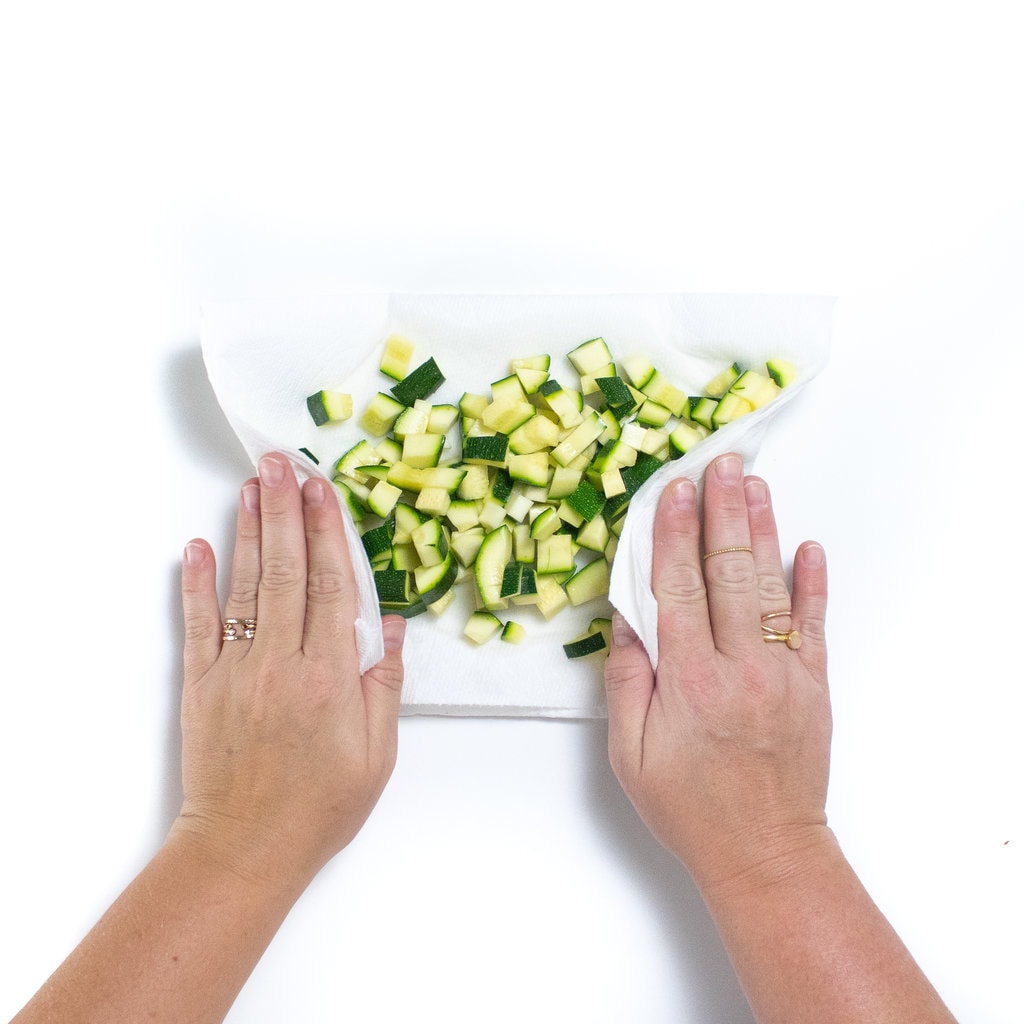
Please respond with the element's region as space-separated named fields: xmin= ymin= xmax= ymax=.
xmin=199 ymin=293 xmax=834 ymax=718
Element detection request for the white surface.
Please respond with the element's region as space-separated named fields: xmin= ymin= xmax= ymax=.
xmin=1 ymin=3 xmax=1020 ymax=1022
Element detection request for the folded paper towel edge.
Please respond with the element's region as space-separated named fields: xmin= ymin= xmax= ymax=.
xmin=197 ymin=324 xmax=387 ymax=675
xmin=608 ymin=332 xmax=833 ymax=671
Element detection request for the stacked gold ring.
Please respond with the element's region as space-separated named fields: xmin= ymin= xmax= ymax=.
xmin=223 ymin=618 xmax=257 ymax=641
xmin=760 ymin=610 xmax=800 ymax=650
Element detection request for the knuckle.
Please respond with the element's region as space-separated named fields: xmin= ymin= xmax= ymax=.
xmin=305 ymin=566 xmax=348 ymax=603
xmin=183 ymin=614 xmax=220 ymax=649
xmin=228 ymin=570 xmax=261 ymax=607
xmin=655 ymin=562 xmax=707 ymax=606
xmin=705 ymin=555 xmax=757 ymax=594
xmin=258 ymin=553 xmax=304 ymax=594
xmin=757 ymin=574 xmax=792 ymax=610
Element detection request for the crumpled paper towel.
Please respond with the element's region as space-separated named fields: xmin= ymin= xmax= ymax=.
xmin=200 ymin=293 xmax=833 ymax=718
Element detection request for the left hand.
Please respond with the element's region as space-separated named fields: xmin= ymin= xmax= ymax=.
xmin=174 ymin=453 xmax=406 ymax=891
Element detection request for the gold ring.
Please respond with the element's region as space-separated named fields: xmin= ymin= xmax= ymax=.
xmin=761 ymin=610 xmax=792 ymax=623
xmin=223 ymin=618 xmax=257 ymax=641
xmin=703 ymin=546 xmax=753 ymax=560
xmin=761 ymin=621 xmax=801 ymax=649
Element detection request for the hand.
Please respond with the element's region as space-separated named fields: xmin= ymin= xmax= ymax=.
xmin=174 ymin=453 xmax=406 ymax=891
xmin=605 ymin=452 xmax=831 ymax=894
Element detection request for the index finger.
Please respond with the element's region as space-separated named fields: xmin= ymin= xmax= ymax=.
xmin=651 ymin=476 xmax=714 ymax=668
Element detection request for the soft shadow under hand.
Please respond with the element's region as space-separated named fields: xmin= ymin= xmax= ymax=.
xmin=581 ymin=721 xmax=754 ymax=1023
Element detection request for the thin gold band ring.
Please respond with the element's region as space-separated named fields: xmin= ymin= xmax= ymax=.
xmin=703 ymin=545 xmax=753 ymax=560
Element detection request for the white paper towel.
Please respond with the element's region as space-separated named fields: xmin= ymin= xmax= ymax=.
xmin=199 ymin=293 xmax=834 ymax=718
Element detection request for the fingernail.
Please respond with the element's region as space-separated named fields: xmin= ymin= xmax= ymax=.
xmin=801 ymin=542 xmax=825 ymax=568
xmin=304 ymin=478 xmax=325 ymax=508
xmin=612 ymin=611 xmax=639 ymax=647
xmin=259 ymin=455 xmax=285 ymax=487
xmin=241 ymin=482 xmax=260 ymax=513
xmin=382 ymin=615 xmax=406 ymax=651
xmin=744 ymin=477 xmax=768 ymax=508
xmin=184 ymin=541 xmax=205 ymax=567
xmin=669 ymin=477 xmax=696 ymax=511
xmin=714 ymin=454 xmax=742 ymax=483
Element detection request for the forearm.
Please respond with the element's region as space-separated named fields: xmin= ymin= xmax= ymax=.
xmin=695 ymin=829 xmax=956 ymax=1024
xmin=12 ymin=830 xmax=307 ymax=1024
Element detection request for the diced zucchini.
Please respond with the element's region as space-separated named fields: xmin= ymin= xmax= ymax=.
xmin=462 ymin=433 xmax=510 ymax=467
xmin=595 ymin=376 xmax=637 ymax=417
xmin=445 ymin=498 xmax=481 ymax=532
xmin=537 ymin=380 xmax=584 ymax=428
xmin=514 ymin=366 xmax=549 ymax=394
xmin=475 ymin=525 xmax=512 ymax=610
xmin=704 ymin=362 xmax=743 ymax=398
xmin=390 ymin=357 xmax=446 ymax=406
xmin=639 ymin=370 xmax=687 ymax=417
xmin=575 ymin=514 xmax=610 ymax=553
xmin=564 ymin=557 xmax=610 ymax=606
xmin=567 ymin=337 xmax=613 ymax=376
xmin=546 ymin=465 xmax=583 ymax=500
xmin=401 ymin=432 xmax=445 ymax=468
xmin=459 ymin=392 xmax=489 ymax=421
xmin=489 ymin=468 xmax=514 ymax=503
xmin=529 ymin=505 xmax=561 ymax=540
xmin=450 ymin=527 xmax=485 ymax=567
xmin=507 ymin=451 xmax=550 ymax=487
xmin=335 ymin=439 xmax=382 ymax=483
xmin=361 ymin=520 xmax=395 ymax=561
xmin=392 ymin=502 xmax=427 ymax=544
xmin=688 ymin=396 xmax=719 ymax=430
xmin=374 ymin=567 xmax=411 ymax=608
xmin=510 ymin=354 xmax=551 ymax=371
xmin=562 ymin=628 xmax=608 ymax=659
xmin=729 ymin=370 xmax=781 ymax=409
xmin=481 ymin=398 xmax=535 ymax=434
xmin=490 ymin=373 xmax=527 ymax=403
xmin=379 ymin=334 xmax=415 ymax=380
xmin=619 ymin=354 xmax=655 ymax=389
xmin=392 ymin=401 xmax=431 ymax=441
xmin=536 ymin=534 xmax=575 ymax=575
xmin=551 ymin=411 xmax=605 ymax=467
xmin=306 ymin=388 xmax=353 ymax=426
xmin=564 ymin=478 xmax=605 ymax=522
xmin=414 ymin=487 xmax=452 ymax=517
xmin=457 ymin=464 xmax=491 ymax=500
xmin=507 ymin=414 xmax=560 ymax=454
xmin=668 ymin=420 xmax=709 ymax=458
xmin=500 ymin=620 xmax=526 ymax=644
xmin=535 ymin=575 xmax=570 ymax=619
xmin=464 ymin=610 xmax=503 ymax=644
xmin=414 ymin=551 xmax=457 ymax=606
xmin=367 ymin=479 xmax=403 ymax=518
xmin=410 ymin=517 xmax=448 ymax=567
xmin=712 ymin=392 xmax=754 ymax=428
xmin=428 ymin=403 xmax=460 ymax=434
xmin=766 ymin=357 xmax=796 ymax=388
xmin=359 ymin=392 xmax=406 ymax=437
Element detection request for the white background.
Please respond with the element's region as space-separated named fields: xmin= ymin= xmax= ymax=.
xmin=1 ymin=2 xmax=1021 ymax=1022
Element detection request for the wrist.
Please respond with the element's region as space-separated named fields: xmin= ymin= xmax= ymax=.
xmin=166 ymin=811 xmax=320 ymax=903
xmin=686 ymin=821 xmax=841 ymax=906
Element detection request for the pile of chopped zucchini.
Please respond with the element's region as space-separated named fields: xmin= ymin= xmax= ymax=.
xmin=304 ymin=334 xmax=795 ymax=659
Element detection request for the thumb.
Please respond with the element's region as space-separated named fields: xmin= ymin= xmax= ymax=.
xmin=362 ymin=615 xmax=406 ymax=734
xmin=604 ymin=611 xmax=654 ymax=776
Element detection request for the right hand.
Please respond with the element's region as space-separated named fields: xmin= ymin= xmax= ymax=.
xmin=604 ymin=453 xmax=832 ymax=893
